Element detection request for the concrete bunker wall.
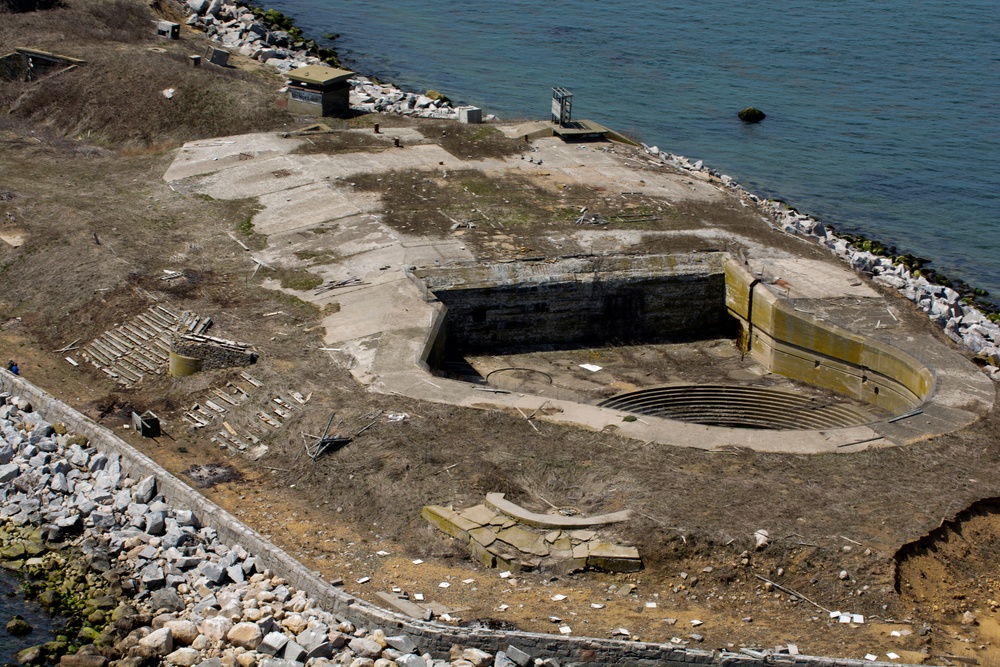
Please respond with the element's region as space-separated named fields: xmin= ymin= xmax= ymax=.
xmin=724 ymin=260 xmax=934 ymax=415
xmin=419 ymin=252 xmax=729 ymax=356
xmin=0 ymin=369 xmax=905 ymax=667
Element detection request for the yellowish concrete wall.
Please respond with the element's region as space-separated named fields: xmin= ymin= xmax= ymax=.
xmin=725 ymin=260 xmax=934 ymax=414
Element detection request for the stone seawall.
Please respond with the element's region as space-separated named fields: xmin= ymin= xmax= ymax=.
xmin=0 ymin=369 xmax=905 ymax=667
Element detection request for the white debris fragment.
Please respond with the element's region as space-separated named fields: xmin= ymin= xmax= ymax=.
xmin=887 ymin=653 xmax=900 ymax=660
xmin=439 ymin=581 xmax=450 ymax=588
xmin=579 ymin=363 xmax=602 ymax=372
xmin=356 ymin=576 xmax=370 ymax=584
xmin=559 ymin=626 xmax=572 ymax=635
xmin=753 ymin=529 xmax=770 ymax=549
xmin=865 ymin=654 xmax=878 ymax=662
xmin=551 ymin=594 xmax=567 ymax=601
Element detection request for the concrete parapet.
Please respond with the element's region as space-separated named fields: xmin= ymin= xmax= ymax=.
xmin=724 ymin=259 xmax=933 ymax=414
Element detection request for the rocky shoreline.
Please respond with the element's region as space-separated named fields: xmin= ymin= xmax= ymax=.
xmin=180 ymin=0 xmax=462 ymax=121
xmin=1 ymin=391 xmax=613 ymax=667
xmin=0 ymin=394 xmax=414 ymax=667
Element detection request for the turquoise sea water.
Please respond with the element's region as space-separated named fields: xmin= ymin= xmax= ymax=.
xmin=267 ymin=0 xmax=999 ymax=295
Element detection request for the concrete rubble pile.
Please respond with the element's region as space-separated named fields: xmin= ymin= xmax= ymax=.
xmin=0 ymin=393 xmax=541 ymax=667
xmin=179 ymin=0 xmax=459 ymax=120
xmin=643 ymin=144 xmax=1000 ymax=382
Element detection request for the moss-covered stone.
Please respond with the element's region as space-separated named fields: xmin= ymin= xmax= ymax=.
xmin=6 ymin=614 xmax=32 ymax=636
xmin=738 ymin=107 xmax=766 ymax=123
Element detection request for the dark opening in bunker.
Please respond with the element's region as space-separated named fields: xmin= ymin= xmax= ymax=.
xmin=418 ymin=252 xmax=733 ymax=361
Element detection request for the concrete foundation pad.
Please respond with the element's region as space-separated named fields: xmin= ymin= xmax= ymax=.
xmin=162 ymin=127 xmax=993 ymax=454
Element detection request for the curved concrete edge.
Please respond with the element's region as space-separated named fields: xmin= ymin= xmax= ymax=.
xmin=376 ymin=367 xmax=887 ymax=454
xmin=725 ymin=260 xmax=933 ymax=413
xmin=0 ymin=368 xmax=917 ymax=667
xmin=484 ymin=492 xmax=631 ymax=528
xmin=724 ymin=259 xmax=993 ymax=443
xmin=346 ymin=252 xmax=990 ymax=453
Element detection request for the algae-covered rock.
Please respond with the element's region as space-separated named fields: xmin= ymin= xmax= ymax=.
xmin=425 ymin=89 xmax=451 ymax=105
xmin=37 ymin=589 xmax=58 ymax=609
xmin=0 ymin=543 xmax=27 ymax=560
xmin=6 ymin=614 xmax=32 ymax=636
xmin=738 ymin=107 xmax=766 ymax=123
xmin=15 ymin=644 xmax=43 ymax=665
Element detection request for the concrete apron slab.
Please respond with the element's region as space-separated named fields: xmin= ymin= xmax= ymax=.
xmin=163 ymin=130 xmax=992 ymax=454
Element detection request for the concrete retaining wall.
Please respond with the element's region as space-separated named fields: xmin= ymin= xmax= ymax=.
xmin=725 ymin=260 xmax=934 ymax=415
xmin=418 ymin=253 xmax=728 ymax=355
xmin=0 ymin=369 xmax=905 ymax=667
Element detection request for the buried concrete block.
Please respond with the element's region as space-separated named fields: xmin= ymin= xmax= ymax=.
xmin=468 ymin=538 xmax=497 ymax=568
xmin=420 ymin=505 xmax=479 ymax=543
xmin=586 ymin=542 xmax=643 ymax=573
xmin=469 ymin=526 xmax=497 ymax=548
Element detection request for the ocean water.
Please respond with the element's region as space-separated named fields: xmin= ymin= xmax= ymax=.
xmin=266 ymin=0 xmax=999 ymax=296
xmin=0 ymin=567 xmax=68 ymax=664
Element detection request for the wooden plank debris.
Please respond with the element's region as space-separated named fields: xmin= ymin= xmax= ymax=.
xmin=241 ymin=372 xmax=263 ymax=387
xmin=55 ymin=339 xmax=80 ymax=353
xmin=257 ymin=412 xmax=281 ymax=428
xmin=213 ymin=389 xmax=239 ymax=406
xmin=204 ymin=400 xmax=227 ymax=414
xmin=314 ymin=276 xmax=367 ymax=295
xmin=228 ymin=382 xmax=250 ymax=399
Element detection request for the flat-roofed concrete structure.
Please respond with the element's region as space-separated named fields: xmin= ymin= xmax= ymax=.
xmin=286 ymin=65 xmax=354 ymax=117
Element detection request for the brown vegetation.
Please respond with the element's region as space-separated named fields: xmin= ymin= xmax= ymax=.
xmin=0 ymin=0 xmax=292 ymax=147
xmin=3 ymin=0 xmax=1000 ymax=661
